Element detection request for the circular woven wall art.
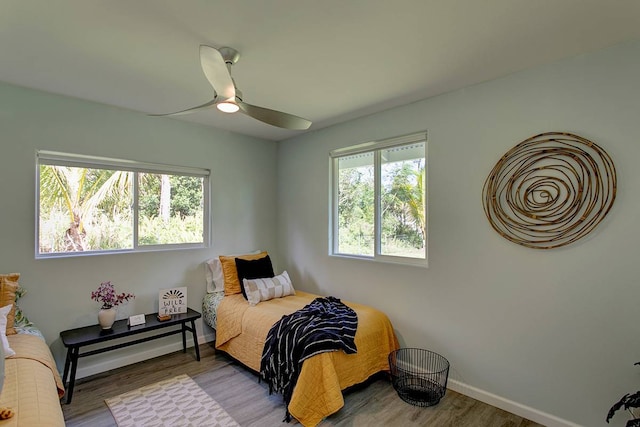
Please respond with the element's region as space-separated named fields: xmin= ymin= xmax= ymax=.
xmin=482 ymin=132 xmax=616 ymax=249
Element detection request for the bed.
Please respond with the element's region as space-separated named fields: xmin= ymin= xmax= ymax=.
xmin=203 ymin=252 xmax=399 ymax=427
xmin=0 ymin=273 xmax=65 ymax=426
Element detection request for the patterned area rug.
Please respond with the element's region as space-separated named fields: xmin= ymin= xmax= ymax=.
xmin=105 ymin=374 xmax=240 ymax=427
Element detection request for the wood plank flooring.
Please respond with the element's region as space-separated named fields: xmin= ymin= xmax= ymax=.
xmin=62 ymin=342 xmax=544 ymax=427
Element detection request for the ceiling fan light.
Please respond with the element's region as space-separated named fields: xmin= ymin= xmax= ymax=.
xmin=217 ymin=101 xmax=239 ymax=113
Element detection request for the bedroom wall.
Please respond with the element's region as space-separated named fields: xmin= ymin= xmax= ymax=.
xmin=0 ymin=81 xmax=278 ymax=377
xmin=276 ymin=39 xmax=640 ymax=427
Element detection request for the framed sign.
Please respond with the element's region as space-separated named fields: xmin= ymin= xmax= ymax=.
xmin=158 ymin=287 xmax=187 ymax=316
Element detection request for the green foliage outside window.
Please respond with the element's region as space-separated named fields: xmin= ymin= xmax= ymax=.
xmin=336 ymin=140 xmax=426 ymax=259
xmin=39 ymin=164 xmax=205 ymax=254
xmin=338 ymin=165 xmax=375 ymax=255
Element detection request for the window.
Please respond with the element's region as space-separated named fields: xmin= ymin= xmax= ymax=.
xmin=330 ymin=132 xmax=427 ymax=266
xmin=36 ymin=151 xmax=210 ymax=258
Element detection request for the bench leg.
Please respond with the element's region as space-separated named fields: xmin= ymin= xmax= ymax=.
xmin=66 ymin=347 xmax=80 ymax=404
xmin=191 ymin=319 xmax=200 ymax=361
xmin=181 ymin=322 xmax=187 ymax=353
xmin=62 ymin=347 xmax=72 ymax=386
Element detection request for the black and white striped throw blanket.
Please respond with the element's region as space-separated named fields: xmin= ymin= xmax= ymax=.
xmin=260 ymin=296 xmax=358 ymax=421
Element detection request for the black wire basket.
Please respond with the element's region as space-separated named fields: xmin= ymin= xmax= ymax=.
xmin=388 ymin=348 xmax=450 ymax=407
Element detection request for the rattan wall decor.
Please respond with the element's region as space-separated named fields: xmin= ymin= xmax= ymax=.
xmin=482 ymin=132 xmax=616 ymax=249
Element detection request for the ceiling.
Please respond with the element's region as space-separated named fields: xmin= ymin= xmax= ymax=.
xmin=2 ymin=1 xmax=640 ymax=141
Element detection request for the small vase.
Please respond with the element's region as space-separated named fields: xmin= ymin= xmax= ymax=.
xmin=98 ymin=307 xmax=117 ymax=329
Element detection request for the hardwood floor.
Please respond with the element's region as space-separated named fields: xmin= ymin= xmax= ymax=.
xmin=62 ymin=342 xmax=544 ymax=426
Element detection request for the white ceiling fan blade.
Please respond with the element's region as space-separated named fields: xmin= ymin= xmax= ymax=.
xmin=200 ymin=45 xmax=235 ymax=100
xmin=237 ymin=101 xmax=312 ymax=130
xmin=149 ymin=97 xmax=218 ymax=116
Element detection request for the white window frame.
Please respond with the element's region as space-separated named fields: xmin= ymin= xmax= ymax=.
xmin=36 ymin=150 xmax=211 ymax=258
xmin=329 ymin=132 xmax=428 ymax=267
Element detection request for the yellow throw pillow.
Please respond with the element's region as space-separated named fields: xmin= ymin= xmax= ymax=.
xmin=0 ymin=274 xmax=19 ymax=336
xmin=219 ymin=252 xmax=268 ymax=296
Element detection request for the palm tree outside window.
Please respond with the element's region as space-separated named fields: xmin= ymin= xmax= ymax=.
xmin=36 ymin=151 xmax=210 ymax=258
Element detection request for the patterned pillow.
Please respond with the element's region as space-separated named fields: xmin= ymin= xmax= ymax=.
xmin=14 ymin=286 xmax=34 ymax=329
xmin=243 ymin=271 xmax=295 ymax=306
xmin=201 ymin=292 xmax=225 ymax=330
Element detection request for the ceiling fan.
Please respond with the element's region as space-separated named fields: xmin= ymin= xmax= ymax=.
xmin=151 ymin=45 xmax=312 ymax=130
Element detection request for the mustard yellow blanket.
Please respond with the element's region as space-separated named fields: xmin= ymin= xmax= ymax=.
xmin=0 ymin=334 xmax=65 ymax=426
xmin=215 ymin=291 xmax=399 ymax=427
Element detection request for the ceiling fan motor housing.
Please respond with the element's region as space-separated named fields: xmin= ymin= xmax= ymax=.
xmin=218 ymin=47 xmax=240 ymax=65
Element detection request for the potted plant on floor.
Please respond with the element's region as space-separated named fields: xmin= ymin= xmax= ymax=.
xmin=607 ymin=362 xmax=640 ymax=426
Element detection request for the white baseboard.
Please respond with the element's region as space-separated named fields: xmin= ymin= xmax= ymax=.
xmin=74 ymin=331 xmax=215 ymax=380
xmin=447 ymin=379 xmax=580 ymax=427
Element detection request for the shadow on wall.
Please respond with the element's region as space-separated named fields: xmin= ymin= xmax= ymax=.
xmin=288 ymin=265 xmax=322 ymax=296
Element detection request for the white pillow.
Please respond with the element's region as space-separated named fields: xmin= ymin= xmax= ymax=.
xmin=0 ymin=304 xmax=15 ymax=358
xmin=204 ymin=250 xmax=261 ymax=293
xmin=243 ymin=271 xmax=295 ymax=306
xmin=204 ymin=259 xmax=222 ymax=293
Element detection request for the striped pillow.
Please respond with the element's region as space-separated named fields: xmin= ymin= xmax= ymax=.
xmin=243 ymin=271 xmax=295 ymax=306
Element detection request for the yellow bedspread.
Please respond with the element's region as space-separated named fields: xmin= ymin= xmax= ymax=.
xmin=215 ymin=291 xmax=399 ymax=427
xmin=0 ymin=334 xmax=65 ymax=426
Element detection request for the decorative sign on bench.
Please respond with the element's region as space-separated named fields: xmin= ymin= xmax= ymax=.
xmin=158 ymin=287 xmax=188 ymax=316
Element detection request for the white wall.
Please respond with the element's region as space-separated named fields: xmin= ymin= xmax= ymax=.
xmin=0 ymin=82 xmax=278 ymax=376
xmin=277 ymin=39 xmax=640 ymax=427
